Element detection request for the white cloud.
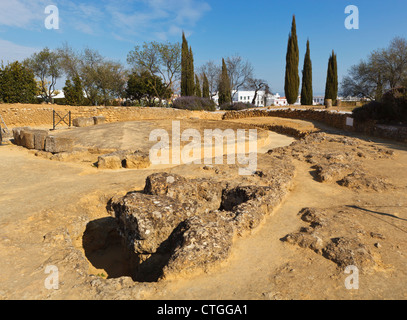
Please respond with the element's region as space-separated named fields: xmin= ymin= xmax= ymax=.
xmin=106 ymin=0 xmax=211 ymax=40
xmin=0 ymin=0 xmax=211 ymax=41
xmin=0 ymin=38 xmax=38 ymax=63
xmin=0 ymin=0 xmax=50 ymax=29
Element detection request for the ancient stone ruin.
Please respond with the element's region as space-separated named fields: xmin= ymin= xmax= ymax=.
xmin=108 ymin=157 xmax=295 ymax=281
xmin=97 ymin=150 xmax=151 ymax=170
xmin=13 ymin=127 xmax=74 ymax=153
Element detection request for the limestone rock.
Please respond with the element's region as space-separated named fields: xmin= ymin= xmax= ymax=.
xmin=97 ymin=150 xmax=149 ymax=170
xmin=33 ymin=129 xmax=49 ymax=150
xmin=109 ymin=160 xmax=296 ymax=280
xmin=144 ymin=173 xmax=224 ymax=213
xmin=20 ymin=129 xmax=36 ymax=149
xmin=322 ymin=237 xmax=376 ymax=269
xmin=97 ymin=154 xmax=122 ymax=170
xmin=73 ymin=117 xmax=95 ymax=127
xmin=14 ymin=128 xmax=49 ymax=150
xmin=338 ymin=170 xmax=394 ymax=192
xmin=162 ymin=214 xmax=235 ymax=279
xmin=45 ymin=136 xmax=74 ymax=153
xmin=284 ymin=232 xmax=325 ymax=251
xmin=12 ymin=127 xmax=30 ymax=146
xmin=298 ymin=207 xmax=327 ymax=228
xmin=93 ymin=116 xmax=106 ymax=125
xmin=111 ymin=192 xmax=197 ymax=254
xmin=283 ymin=207 xmax=379 ymax=271
xmin=124 ymin=151 xmax=151 ymax=169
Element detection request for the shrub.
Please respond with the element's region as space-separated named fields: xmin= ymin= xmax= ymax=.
xmin=219 ymin=102 xmax=254 ymax=111
xmin=352 ymin=90 xmax=407 ymax=124
xmin=172 ymin=96 xmax=216 ymax=111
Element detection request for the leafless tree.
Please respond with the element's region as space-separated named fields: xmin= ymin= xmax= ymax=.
xmin=341 ymin=37 xmax=407 ymax=100
xmin=198 ymin=60 xmax=221 ymax=100
xmin=225 ymin=55 xmax=253 ymax=100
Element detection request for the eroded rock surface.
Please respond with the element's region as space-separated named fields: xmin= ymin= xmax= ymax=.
xmin=109 ymin=157 xmax=296 ymax=280
xmin=269 ymin=132 xmax=396 ymax=191
xmin=283 ymin=207 xmax=379 ymax=271
xmin=98 ymin=150 xmax=151 ymax=170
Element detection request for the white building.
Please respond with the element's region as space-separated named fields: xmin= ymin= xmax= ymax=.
xmin=313 ymin=96 xmax=325 ymax=105
xmin=268 ymin=93 xmax=289 ymax=106
xmin=213 ymin=90 xmax=290 ymax=108
xmin=233 ymin=90 xmax=270 ymax=107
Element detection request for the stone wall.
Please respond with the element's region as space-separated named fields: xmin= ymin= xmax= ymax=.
xmin=2 ymin=104 xmax=406 ymax=143
xmin=223 ymin=108 xmax=407 ymax=143
xmin=0 ymin=104 xmax=224 ymax=128
xmin=223 ymin=108 xmax=349 ymax=130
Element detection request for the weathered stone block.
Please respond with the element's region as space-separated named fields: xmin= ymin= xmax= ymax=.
xmin=20 ymin=129 xmax=35 ymax=149
xmin=144 ymin=172 xmax=224 ymax=214
xmin=12 ymin=127 xmax=29 ymax=146
xmin=97 ymin=154 xmax=122 ymax=170
xmin=33 ymin=130 xmax=48 ymax=151
xmin=111 ymin=192 xmax=197 ymax=254
xmin=124 ymin=152 xmax=151 ymax=169
xmin=162 ymin=214 xmax=235 ymax=280
xmin=93 ymin=116 xmax=106 ymax=125
xmin=45 ymin=136 xmax=74 ymax=153
xmin=325 ymin=99 xmax=333 ymax=109
xmin=72 ymin=117 xmax=94 ymax=127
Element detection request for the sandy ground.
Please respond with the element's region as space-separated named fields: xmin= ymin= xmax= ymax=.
xmin=0 ymin=117 xmax=406 ymax=300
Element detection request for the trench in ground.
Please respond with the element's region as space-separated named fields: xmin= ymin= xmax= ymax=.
xmin=82 ymin=185 xmax=256 ymax=282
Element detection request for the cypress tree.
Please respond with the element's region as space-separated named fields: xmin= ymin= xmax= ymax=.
xmin=301 ymin=39 xmax=313 ymax=106
xmin=324 ymin=50 xmax=338 ymax=105
xmin=195 ymin=74 xmax=202 ymax=97
xmin=188 ymin=47 xmax=195 ymax=96
xmin=202 ymin=73 xmax=210 ymax=98
xmin=181 ymin=32 xmax=189 ymax=96
xmin=218 ymin=58 xmax=232 ymax=105
xmin=284 ymin=15 xmax=300 ymax=105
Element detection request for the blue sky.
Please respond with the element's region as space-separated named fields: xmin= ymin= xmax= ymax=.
xmin=0 ymin=0 xmax=406 ymax=95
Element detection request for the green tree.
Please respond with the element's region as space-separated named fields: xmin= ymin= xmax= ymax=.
xmin=284 ymin=15 xmax=300 ymax=105
xmin=325 ymin=50 xmax=338 ymax=105
xmin=59 ymin=45 xmax=126 ymax=106
xmin=195 ymin=74 xmax=202 ymax=97
xmin=95 ymin=61 xmax=126 ymax=106
xmin=126 ymin=71 xmax=172 ymax=107
xmin=301 ymin=39 xmax=313 ymax=106
xmin=188 ymin=47 xmax=195 ymax=96
xmin=202 ymin=72 xmax=210 ymax=98
xmin=180 ymin=32 xmax=196 ymax=96
xmin=24 ymin=47 xmax=61 ymax=102
xmin=63 ymin=75 xmax=84 ymax=106
xmin=218 ymin=58 xmax=232 ymax=105
xmin=127 ymin=41 xmax=181 ymax=104
xmin=0 ymin=61 xmax=37 ymax=103
xmin=181 ymin=32 xmax=189 ymax=96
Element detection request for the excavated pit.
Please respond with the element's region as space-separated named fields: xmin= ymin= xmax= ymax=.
xmin=82 ymin=186 xmax=251 ymax=282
